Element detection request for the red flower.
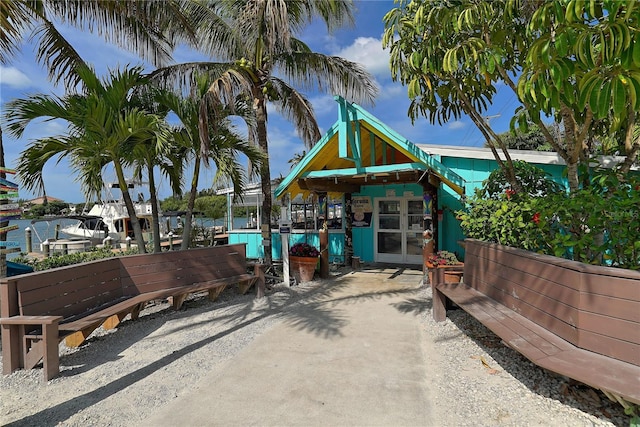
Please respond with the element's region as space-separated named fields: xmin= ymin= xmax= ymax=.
xmin=532 ymin=212 xmax=540 ymax=224
xmin=505 ymin=189 xmax=516 ymax=199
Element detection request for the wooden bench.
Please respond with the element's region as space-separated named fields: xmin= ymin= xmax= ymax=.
xmin=432 ymin=239 xmax=640 ymax=406
xmin=0 ymin=244 xmax=264 ymax=381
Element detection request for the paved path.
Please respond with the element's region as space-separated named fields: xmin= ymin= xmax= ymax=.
xmin=146 ymin=266 xmax=436 ymax=426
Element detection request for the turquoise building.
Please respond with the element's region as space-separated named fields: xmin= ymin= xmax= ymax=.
xmin=225 ymin=96 xmax=612 ymax=265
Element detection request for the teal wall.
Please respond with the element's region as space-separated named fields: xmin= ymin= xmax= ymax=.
xmin=353 ymin=183 xmax=424 ymax=263
xmin=229 ymin=231 xmax=344 ymax=262
xmin=234 ymin=154 xmax=571 ymax=264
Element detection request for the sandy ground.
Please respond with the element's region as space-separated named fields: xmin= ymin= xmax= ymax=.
xmin=0 ymin=270 xmax=629 ymax=427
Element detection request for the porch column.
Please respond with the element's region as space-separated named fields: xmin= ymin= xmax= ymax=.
xmin=344 ymin=193 xmax=353 ymax=267
xmin=318 ymin=193 xmax=329 ymax=279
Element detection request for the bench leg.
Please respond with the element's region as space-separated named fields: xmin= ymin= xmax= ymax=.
xmin=42 ymin=322 xmax=60 ymax=381
xmin=433 ymin=286 xmax=448 ymax=322
xmin=1 ymin=323 xmax=25 ymax=374
xmin=237 ymin=278 xmax=256 ymax=295
xmin=21 ymin=324 xmax=61 ymax=380
xmin=254 ymin=264 xmax=265 ymax=298
xmin=65 ymin=322 xmax=100 ymax=348
xmin=131 ymin=302 xmax=146 ymax=320
xmin=208 ymin=285 xmax=227 ymax=302
xmin=103 ymin=312 xmax=128 ymax=330
xmin=172 ymin=294 xmax=188 ymax=310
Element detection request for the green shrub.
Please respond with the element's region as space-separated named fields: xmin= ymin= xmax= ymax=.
xmin=458 ymin=171 xmax=640 ymax=270
xmin=13 ymin=247 xmax=139 ymax=271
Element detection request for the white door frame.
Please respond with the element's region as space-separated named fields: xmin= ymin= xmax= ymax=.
xmin=374 ymin=196 xmax=424 ymax=264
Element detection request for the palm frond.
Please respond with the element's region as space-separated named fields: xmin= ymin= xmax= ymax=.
xmin=268 ymin=77 xmax=321 ymax=148
xmin=47 ymin=0 xmax=179 ymax=68
xmin=0 ymin=0 xmax=36 ymax=63
xmin=275 ymin=50 xmax=379 ymax=106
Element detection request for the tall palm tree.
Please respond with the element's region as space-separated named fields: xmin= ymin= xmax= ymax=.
xmin=4 ymin=65 xmax=170 ymax=253
xmin=152 ymin=0 xmax=378 ymax=263
xmin=1 ymin=0 xmax=200 ymax=269
xmin=151 ymin=78 xmax=265 ymax=250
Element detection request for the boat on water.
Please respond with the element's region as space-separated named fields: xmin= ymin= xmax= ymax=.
xmin=7 ymin=260 xmax=34 ymax=276
xmin=61 ymin=180 xmax=163 ymax=246
xmin=29 ymin=180 xmax=166 ymax=252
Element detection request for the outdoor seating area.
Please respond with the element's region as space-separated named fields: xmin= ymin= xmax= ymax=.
xmin=0 ymin=244 xmax=264 ymax=381
xmin=432 ymin=239 xmax=640 ymax=406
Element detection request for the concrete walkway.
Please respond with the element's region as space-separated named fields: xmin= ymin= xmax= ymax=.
xmin=146 ymin=266 xmax=435 ymax=426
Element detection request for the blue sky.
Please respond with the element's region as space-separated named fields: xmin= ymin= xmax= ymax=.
xmin=0 ymin=0 xmax=517 ymax=203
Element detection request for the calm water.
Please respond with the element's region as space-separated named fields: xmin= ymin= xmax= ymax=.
xmin=3 ymin=217 xmax=251 ymax=260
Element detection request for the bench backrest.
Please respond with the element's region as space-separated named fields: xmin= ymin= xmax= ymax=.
xmin=0 ymin=258 xmax=123 ymax=321
xmin=0 ymin=244 xmax=251 ymax=327
xmin=119 ymin=244 xmax=249 ymax=295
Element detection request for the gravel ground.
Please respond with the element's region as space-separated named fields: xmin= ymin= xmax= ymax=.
xmin=0 ymin=270 xmax=630 ymax=426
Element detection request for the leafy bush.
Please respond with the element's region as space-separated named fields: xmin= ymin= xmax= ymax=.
xmin=458 ymin=170 xmax=640 ymax=270
xmin=12 ymin=247 xmax=139 ymax=271
xmin=480 ymin=160 xmax=564 ymax=199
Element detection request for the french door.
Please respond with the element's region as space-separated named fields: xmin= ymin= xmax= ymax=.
xmin=375 ymin=197 xmax=424 ymax=264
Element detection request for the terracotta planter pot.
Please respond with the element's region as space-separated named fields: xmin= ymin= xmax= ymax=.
xmin=289 ymin=256 xmax=319 ymax=283
xmin=428 ymin=264 xmax=463 ymax=285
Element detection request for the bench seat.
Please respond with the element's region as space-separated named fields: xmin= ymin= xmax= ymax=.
xmin=434 ymin=280 xmax=640 ymax=405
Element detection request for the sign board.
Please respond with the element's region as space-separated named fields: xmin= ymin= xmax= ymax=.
xmin=351 ymin=196 xmax=373 ymax=228
xmin=0 ymin=241 xmax=21 ymax=247
xmin=262 ymin=238 xmax=271 ymax=247
xmin=279 ymin=226 xmax=290 ymax=234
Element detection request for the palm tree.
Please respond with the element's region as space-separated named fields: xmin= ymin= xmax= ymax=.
xmin=1 ymin=0 xmax=200 ymax=270
xmin=151 ymin=78 xmax=265 ymax=250
xmin=4 ymin=65 xmax=170 ymax=253
xmin=152 ymin=0 xmax=378 ymax=263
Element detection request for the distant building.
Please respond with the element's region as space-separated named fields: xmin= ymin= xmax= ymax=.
xmin=25 ymin=196 xmax=64 ymax=206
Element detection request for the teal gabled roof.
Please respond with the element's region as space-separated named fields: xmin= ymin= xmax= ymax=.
xmin=275 ymin=96 xmax=466 ymax=198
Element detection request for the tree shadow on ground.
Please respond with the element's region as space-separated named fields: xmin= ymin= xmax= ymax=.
xmin=4 ymin=266 xmax=424 ymax=427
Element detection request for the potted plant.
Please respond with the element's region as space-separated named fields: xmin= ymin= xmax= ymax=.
xmin=289 ymin=242 xmax=320 ymax=283
xmin=426 ymin=250 xmax=460 ymax=268
xmin=425 ymin=250 xmax=463 ymax=284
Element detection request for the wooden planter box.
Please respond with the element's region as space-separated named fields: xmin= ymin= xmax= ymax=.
xmin=464 ymin=239 xmax=640 ymax=367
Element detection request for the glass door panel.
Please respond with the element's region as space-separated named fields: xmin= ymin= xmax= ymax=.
xmin=375 ymin=197 xmax=424 ymax=264
xmin=376 ymin=199 xmax=403 ymax=262
xmin=405 ymin=200 xmax=424 ymax=263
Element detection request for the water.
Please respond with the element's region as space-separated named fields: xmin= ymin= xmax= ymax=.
xmin=3 ymin=216 xmax=254 ymax=260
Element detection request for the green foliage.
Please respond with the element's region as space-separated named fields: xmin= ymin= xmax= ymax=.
xmin=458 ymin=171 xmax=640 ymax=269
xmin=521 ymin=0 xmax=640 ymax=132
xmin=160 ymin=196 xmax=187 ymax=212
xmin=12 ymin=247 xmax=139 ymax=272
xmin=496 ymin=124 xmax=555 ymax=152
xmin=194 ymin=195 xmax=226 ymax=220
xmin=480 ymin=160 xmax=565 ymax=199
xmin=22 ymin=200 xmax=69 ymax=218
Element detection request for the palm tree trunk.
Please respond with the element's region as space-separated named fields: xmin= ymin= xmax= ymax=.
xmin=181 ymin=156 xmax=201 ymax=250
xmin=147 ymin=164 xmax=162 ymax=253
xmin=0 ymin=126 xmax=8 ymax=278
xmin=113 ymin=161 xmax=147 ymax=253
xmin=255 ymin=97 xmax=272 ymax=264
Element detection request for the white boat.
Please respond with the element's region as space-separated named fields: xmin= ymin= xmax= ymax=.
xmin=61 ymin=180 xmax=164 ymax=246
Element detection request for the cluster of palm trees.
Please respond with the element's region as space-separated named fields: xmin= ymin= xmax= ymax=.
xmin=1 ymin=0 xmax=378 ymax=264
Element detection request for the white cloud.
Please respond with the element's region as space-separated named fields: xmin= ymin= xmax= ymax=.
xmin=333 ymin=37 xmax=391 ymax=78
xmin=0 ymin=66 xmax=32 ymax=89
xmin=448 ymin=120 xmax=466 ymax=130
xmin=377 ymin=83 xmax=404 ymax=101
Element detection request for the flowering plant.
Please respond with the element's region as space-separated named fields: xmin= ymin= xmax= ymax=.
xmin=289 ymin=242 xmax=320 ymax=257
xmin=427 ymin=250 xmax=460 ymax=266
